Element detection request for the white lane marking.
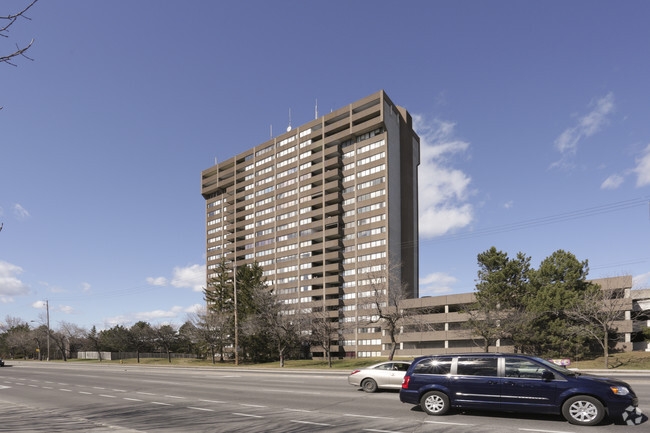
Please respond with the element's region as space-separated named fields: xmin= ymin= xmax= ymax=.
xmin=290 ymin=420 xmax=331 ymax=426
xmin=79 ymin=391 xmax=92 ymax=395
xmin=425 ymin=420 xmax=476 ymax=426
xmin=284 ymin=408 xmax=313 ymax=413
xmin=57 ymin=383 xmax=68 ymax=385
xmin=518 ymin=428 xmax=574 ymax=433
xmin=199 ymin=399 xmax=225 ymax=404
xmin=112 ymin=389 xmax=127 ymax=392
xmin=28 ymin=384 xmax=38 ymax=388
xmin=261 ymin=388 xmax=321 ymax=395
xmin=124 ymin=398 xmax=143 ymax=402
xmin=59 ymin=389 xmax=72 ymax=392
xmin=0 ymin=385 xmax=11 ymax=390
xmin=45 ymin=381 xmax=54 ymax=384
xmin=152 ymin=402 xmax=171 ymax=406
xmin=93 ymin=387 xmax=105 ymax=390
xmin=99 ymin=394 xmax=116 ymax=398
xmin=363 ymin=428 xmax=405 ymax=433
xmin=345 ymin=414 xmax=394 ymax=420
xmin=232 ymin=413 xmax=263 ymax=418
xmin=164 ymin=395 xmax=185 ymax=399
xmin=137 ymin=392 xmax=156 ymax=395
xmin=15 ymin=383 xmax=25 ymax=386
xmin=240 ymin=404 xmax=266 ymax=408
xmin=42 ymin=386 xmax=53 ymax=389
xmin=188 ymin=407 xmax=214 ymax=412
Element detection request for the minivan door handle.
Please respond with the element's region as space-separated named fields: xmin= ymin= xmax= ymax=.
xmin=487 ymin=380 xmax=499 ymax=385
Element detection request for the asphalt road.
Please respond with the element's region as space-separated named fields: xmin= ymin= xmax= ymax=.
xmin=0 ymin=361 xmax=648 ymax=433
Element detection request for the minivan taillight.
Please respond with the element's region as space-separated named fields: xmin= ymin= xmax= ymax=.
xmin=402 ymin=375 xmax=410 ymax=389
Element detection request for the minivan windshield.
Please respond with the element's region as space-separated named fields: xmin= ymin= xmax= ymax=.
xmin=531 ymin=356 xmax=577 ymax=376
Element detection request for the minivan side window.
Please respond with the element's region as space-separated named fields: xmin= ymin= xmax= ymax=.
xmin=413 ymin=357 xmax=453 ymax=375
xmin=456 ymin=357 xmax=498 ymax=376
xmin=505 ymin=358 xmax=546 ymax=379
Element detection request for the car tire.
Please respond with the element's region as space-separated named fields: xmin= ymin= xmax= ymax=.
xmin=361 ymin=378 xmax=378 ymax=393
xmin=562 ymin=395 xmax=605 ymax=426
xmin=421 ymin=391 xmax=450 ymax=415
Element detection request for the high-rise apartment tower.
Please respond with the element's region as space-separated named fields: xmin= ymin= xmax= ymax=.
xmin=201 ymin=90 xmax=420 ymax=358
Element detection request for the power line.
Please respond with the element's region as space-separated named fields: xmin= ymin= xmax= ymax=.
xmin=414 ymin=197 xmax=648 ymax=246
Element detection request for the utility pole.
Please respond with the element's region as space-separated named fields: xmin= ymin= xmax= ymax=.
xmin=46 ymin=299 xmax=50 ymax=361
xmin=234 ymin=265 xmax=239 ymax=367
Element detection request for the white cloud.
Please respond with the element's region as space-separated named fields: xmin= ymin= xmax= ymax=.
xmin=504 ymin=201 xmax=514 ymax=209
xmin=419 ymin=272 xmax=458 ymax=296
xmin=170 ymin=264 xmax=205 ymax=292
xmin=103 ymin=304 xmax=202 ymax=327
xmin=633 ymin=272 xmax=650 ymax=289
xmin=0 ymin=260 xmax=30 ymax=302
xmin=600 ymin=174 xmax=624 ymax=190
xmin=633 ymin=144 xmax=650 ymax=187
xmin=413 ymin=116 xmax=474 ymax=239
xmin=32 ymin=300 xmax=47 ymax=309
xmin=551 ymin=92 xmax=614 ymax=169
xmin=57 ymin=305 xmax=74 ymax=314
xmin=13 ymin=203 xmax=30 ymax=220
xmin=81 ymin=282 xmax=91 ymax=292
xmin=146 ymin=276 xmax=168 ymax=286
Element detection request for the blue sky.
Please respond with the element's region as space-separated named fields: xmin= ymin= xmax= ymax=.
xmin=1 ymin=0 xmax=649 ymax=331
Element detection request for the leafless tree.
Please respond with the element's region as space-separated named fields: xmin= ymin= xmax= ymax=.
xmin=307 ymin=311 xmax=338 ymax=367
xmin=1 ymin=0 xmax=38 ymax=66
xmin=188 ymin=307 xmax=232 ymax=363
xmin=30 ymin=324 xmax=49 ymax=360
xmin=566 ymin=285 xmax=629 ymax=368
xmin=364 ymin=260 xmax=417 ymax=360
xmin=49 ymin=321 xmax=86 ymax=361
xmin=244 ymin=286 xmax=301 ymax=367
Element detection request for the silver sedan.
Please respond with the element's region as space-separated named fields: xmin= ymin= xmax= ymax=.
xmin=348 ymin=361 xmax=411 ymax=393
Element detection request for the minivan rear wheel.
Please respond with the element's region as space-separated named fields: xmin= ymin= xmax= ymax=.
xmin=421 ymin=391 xmax=450 ymax=415
xmin=562 ymin=395 xmax=605 ymax=426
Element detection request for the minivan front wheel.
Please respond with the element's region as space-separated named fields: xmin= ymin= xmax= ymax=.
xmin=421 ymin=391 xmax=450 ymax=415
xmin=562 ymin=395 xmax=605 ymax=426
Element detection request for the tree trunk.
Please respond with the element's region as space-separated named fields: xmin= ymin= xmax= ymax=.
xmin=603 ymin=326 xmax=609 ymax=369
xmin=167 ymin=350 xmax=172 ymax=363
xmin=327 ymin=349 xmax=332 ymax=368
xmin=137 ymin=350 xmax=140 ymax=363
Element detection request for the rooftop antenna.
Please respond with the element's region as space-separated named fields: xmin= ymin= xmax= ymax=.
xmin=315 ymin=99 xmax=318 ymax=119
xmin=287 ymin=108 xmax=292 ymax=132
xmin=270 ymin=124 xmax=273 ymax=138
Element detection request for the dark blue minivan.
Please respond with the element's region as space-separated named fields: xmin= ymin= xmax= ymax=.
xmin=400 ymin=353 xmax=639 ymax=426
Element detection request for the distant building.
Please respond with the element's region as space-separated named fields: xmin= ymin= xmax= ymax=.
xmin=396 ymin=276 xmax=644 ymax=357
xmin=201 ymin=90 xmax=420 ymax=358
xmin=201 ymin=92 xmax=649 ymax=359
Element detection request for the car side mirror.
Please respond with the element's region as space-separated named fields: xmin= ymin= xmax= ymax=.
xmin=541 ymin=370 xmax=554 ymax=382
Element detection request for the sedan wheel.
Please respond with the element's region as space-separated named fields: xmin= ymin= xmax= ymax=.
xmin=562 ymin=396 xmax=605 ymax=426
xmin=362 ymin=379 xmax=378 ymax=393
xmin=421 ymin=391 xmax=450 ymax=415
